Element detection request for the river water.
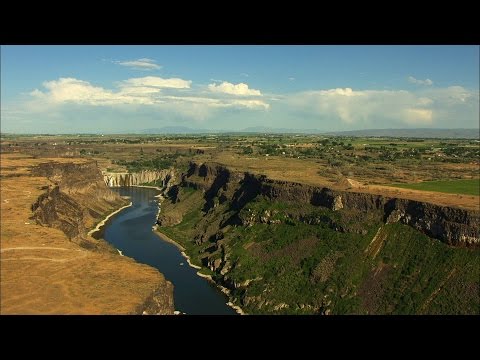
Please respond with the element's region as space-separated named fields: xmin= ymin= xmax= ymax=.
xmin=96 ymin=186 xmax=237 ymax=315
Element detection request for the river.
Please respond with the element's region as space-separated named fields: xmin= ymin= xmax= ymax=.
xmin=95 ymin=186 xmax=237 ymax=315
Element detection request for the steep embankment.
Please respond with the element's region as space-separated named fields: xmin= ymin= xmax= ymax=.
xmin=103 ymin=169 xmax=176 ymax=188
xmin=0 ymin=154 xmax=174 ymax=314
xmin=157 ymin=162 xmax=479 ymax=314
xmin=30 ymin=161 xmax=128 ymax=249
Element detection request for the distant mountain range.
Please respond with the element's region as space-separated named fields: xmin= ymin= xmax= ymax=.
xmin=140 ymin=126 xmax=324 ymax=134
xmin=139 ymin=126 xmax=309 ymax=134
xmin=239 ymin=126 xmax=322 ymax=134
xmin=326 ymin=128 xmax=480 ymax=139
xmin=139 ymin=127 xmax=479 ymax=139
xmin=140 ymin=126 xmax=210 ymax=134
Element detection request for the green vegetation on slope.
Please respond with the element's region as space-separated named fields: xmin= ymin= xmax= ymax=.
xmin=158 ymin=186 xmax=479 ymax=315
xmin=389 ymin=179 xmax=480 ymax=196
xmin=370 ymin=223 xmax=479 ymax=314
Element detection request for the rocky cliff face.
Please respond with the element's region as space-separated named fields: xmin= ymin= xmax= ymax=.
xmin=104 ymin=169 xmax=176 ymax=188
xmin=157 ymin=161 xmax=479 ymax=314
xmin=174 ymin=162 xmax=479 ymax=246
xmin=384 ymin=199 xmax=479 ymax=246
xmin=136 ymin=284 xmax=175 ymax=315
xmin=28 ymin=160 xmax=175 ymax=314
xmin=31 ymin=161 xmax=127 ymax=247
xmin=260 ymin=179 xmax=479 ymax=246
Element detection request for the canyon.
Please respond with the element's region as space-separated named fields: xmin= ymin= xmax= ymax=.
xmin=156 ymin=162 xmax=479 ymax=314
xmin=0 ymin=154 xmax=174 ymax=314
xmin=2 ymin=153 xmax=478 ymax=315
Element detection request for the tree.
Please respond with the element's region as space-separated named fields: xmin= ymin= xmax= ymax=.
xmin=243 ymin=146 xmax=253 ymax=155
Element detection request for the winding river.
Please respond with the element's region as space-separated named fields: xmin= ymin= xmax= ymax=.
xmin=95 ymin=186 xmax=237 ymax=315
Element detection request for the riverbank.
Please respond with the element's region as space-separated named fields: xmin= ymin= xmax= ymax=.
xmin=153 ymin=227 xmax=185 ymax=251
xmin=153 ymin=228 xmax=200 ymax=269
xmin=88 ymin=202 xmax=133 ymax=237
xmin=153 ymin=227 xmax=245 ymax=315
xmin=195 ymin=271 xmax=245 ymax=315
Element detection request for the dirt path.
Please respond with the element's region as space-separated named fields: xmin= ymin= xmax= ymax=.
xmin=421 ymin=268 xmax=457 ymax=312
xmin=365 ymin=226 xmax=387 ymax=259
xmin=0 ymin=246 xmax=88 ymax=262
xmin=1 ymin=255 xmax=88 ymax=263
xmin=1 ymin=246 xmax=75 ymax=253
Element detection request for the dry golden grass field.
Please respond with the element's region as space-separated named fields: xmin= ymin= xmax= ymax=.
xmin=0 ymin=153 xmax=171 ymax=314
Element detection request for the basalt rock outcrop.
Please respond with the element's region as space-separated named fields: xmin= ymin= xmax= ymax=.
xmin=165 ymin=162 xmax=479 ymax=246
xmin=103 ymin=169 xmax=176 ymax=188
xmin=384 ymin=199 xmax=478 ymax=246
xmin=31 ymin=161 xmax=127 ymax=247
xmin=157 ymin=161 xmax=479 ymax=314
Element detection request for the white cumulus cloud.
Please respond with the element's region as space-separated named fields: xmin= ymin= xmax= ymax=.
xmin=29 ymin=76 xmax=193 ymax=107
xmin=26 ymin=76 xmax=269 ymax=113
xmin=403 ymin=108 xmax=433 ymax=124
xmin=408 ymin=76 xmax=433 ymax=86
xmin=285 ymin=86 xmax=477 ymax=126
xmin=120 ymin=76 xmax=192 ymax=89
xmin=117 ymin=58 xmax=161 ymax=70
xmin=208 ymin=81 xmax=262 ymax=96
xmin=8 ymin=75 xmax=476 ymax=132
xmin=31 ymin=78 xmax=119 ymax=105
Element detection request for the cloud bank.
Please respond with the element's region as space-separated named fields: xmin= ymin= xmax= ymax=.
xmin=116 ymin=58 xmax=161 ymax=70
xmin=29 ymin=77 xmax=268 ymax=107
xmin=22 ymin=77 xmax=270 ymax=125
xmin=285 ymin=86 xmax=477 ymax=127
xmin=2 ymin=75 xmax=478 ymax=133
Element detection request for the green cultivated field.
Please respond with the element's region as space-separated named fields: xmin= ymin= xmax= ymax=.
xmin=389 ymin=179 xmax=480 ymax=196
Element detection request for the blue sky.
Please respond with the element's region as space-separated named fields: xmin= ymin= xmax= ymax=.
xmin=1 ymin=45 xmax=478 ymax=133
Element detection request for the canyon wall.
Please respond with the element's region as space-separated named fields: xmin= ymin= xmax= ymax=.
xmin=156 ymin=161 xmax=479 ymax=314
xmin=178 ymin=162 xmax=479 ymax=246
xmin=103 ymin=169 xmax=176 ymax=188
xmin=31 ymin=161 xmax=126 ymax=245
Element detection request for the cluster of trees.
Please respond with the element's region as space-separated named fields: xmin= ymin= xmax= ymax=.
xmin=79 ymin=149 xmax=100 ymax=155
xmin=112 ymin=154 xmax=179 ymax=172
